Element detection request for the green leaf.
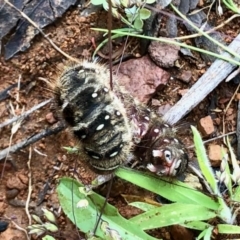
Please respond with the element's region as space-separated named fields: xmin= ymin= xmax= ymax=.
xmin=125 ymin=6 xmax=138 ymax=22
xmin=139 ymin=8 xmax=151 ymax=20
xmin=116 ymin=167 xmax=219 ymax=210
xmin=121 ymin=0 xmax=130 ymax=8
xmin=182 ymin=221 xmax=211 ymax=231
xmin=232 ymin=186 xmax=240 ymax=202
xmin=191 ymin=126 xmax=219 ymax=195
xmin=196 ymin=227 xmax=213 ymax=240
xmin=129 ymin=203 xmax=216 ymax=230
xmin=134 ymin=17 xmax=143 ymax=29
xmin=112 ymin=0 xmax=121 ymax=7
xmin=146 ymin=0 xmax=156 ymax=4
xmin=129 ymin=202 xmax=158 ymax=212
xmin=63 ymin=146 xmax=78 ymax=154
xmin=43 ymin=235 xmax=56 ymax=240
xmin=102 ymin=1 xmax=109 ymax=10
xmin=57 ymin=177 xmax=157 ymax=240
xmin=91 ymin=0 xmax=106 ymax=5
xmin=218 ymin=224 xmax=240 ymax=234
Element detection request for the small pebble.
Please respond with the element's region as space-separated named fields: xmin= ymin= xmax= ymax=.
xmin=198 ymin=116 xmax=215 ymax=136
xmin=178 ymin=70 xmax=192 ymax=83
xmin=6 ymin=189 xmax=19 ymax=199
xmin=208 ymin=144 xmax=225 ymax=167
xmin=45 ymin=112 xmax=57 ymax=124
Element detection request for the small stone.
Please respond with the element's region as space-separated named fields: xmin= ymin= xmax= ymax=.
xmin=148 ymin=40 xmax=180 ymax=68
xmin=235 ymin=93 xmax=240 ymax=100
xmin=6 ymin=176 xmax=27 ymax=190
xmin=0 ymin=202 xmax=7 ymax=214
xmin=114 ymin=56 xmax=169 ymax=104
xmin=198 ymin=0 xmax=204 ymax=7
xmin=151 ymin=99 xmax=161 ymax=106
xmin=18 ymin=173 xmax=28 ymax=185
xmin=199 ymin=103 xmax=205 ymax=110
xmin=198 ymin=116 xmax=215 ymax=136
xmin=78 ymin=16 xmax=87 ymax=23
xmin=213 ymin=118 xmax=221 ymax=125
xmin=178 ymin=89 xmax=188 ymax=96
xmin=208 ymin=144 xmax=224 ymax=167
xmin=226 ymin=108 xmax=234 ymax=116
xmin=45 ymin=112 xmax=57 ymax=124
xmin=178 ymin=70 xmax=192 ymax=83
xmin=6 ymin=189 xmax=19 ymax=199
xmin=169 ymin=224 xmax=194 ymax=240
xmin=158 ymin=104 xmax=171 ymax=115
xmin=39 ymin=143 xmax=46 ymax=150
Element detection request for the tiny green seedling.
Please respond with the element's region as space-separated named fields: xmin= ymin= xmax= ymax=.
xmin=91 ymin=0 xmax=154 ymax=30
xmin=28 ymin=208 xmax=58 ymax=239
xmin=222 ymin=0 xmax=240 ymax=14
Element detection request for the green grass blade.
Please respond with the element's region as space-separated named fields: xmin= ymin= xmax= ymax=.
xmin=191 ymin=126 xmax=219 ymax=195
xmin=218 ymin=224 xmax=240 ymax=234
xmin=233 ymin=186 xmax=240 ymax=202
xmin=129 ymin=203 xmax=217 ymax=230
xmin=196 ymin=227 xmax=213 ymax=240
xmin=129 ymin=202 xmax=158 ymax=211
xmin=191 ymin=126 xmax=232 ymax=223
xmin=116 ymin=167 xmax=219 ymax=210
xmin=182 ymin=221 xmax=211 ymax=231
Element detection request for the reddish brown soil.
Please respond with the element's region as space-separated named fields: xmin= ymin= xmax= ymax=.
xmin=0 ymin=5 xmax=240 ymax=240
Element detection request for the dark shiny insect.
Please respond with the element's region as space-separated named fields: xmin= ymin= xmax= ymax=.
xmin=54 ymin=61 xmax=188 ymax=176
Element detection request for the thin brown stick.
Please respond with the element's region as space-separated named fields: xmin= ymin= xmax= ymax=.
xmin=0 ymin=99 xmax=52 ymax=129
xmin=0 ymin=122 xmax=66 ymax=161
xmin=4 ymin=216 xmax=30 ymax=240
xmin=187 ymin=131 xmax=236 ymax=149
xmin=224 ymin=83 xmax=240 ymax=114
xmin=3 ymin=0 xmax=80 ymax=63
xmin=237 ymin=101 xmax=240 ymax=159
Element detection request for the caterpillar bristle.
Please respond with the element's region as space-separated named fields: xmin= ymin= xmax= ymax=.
xmin=54 ymin=61 xmax=133 ymax=173
xmin=135 ymin=114 xmax=188 ymax=177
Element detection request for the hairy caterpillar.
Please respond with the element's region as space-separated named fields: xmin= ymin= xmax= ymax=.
xmin=54 ymin=61 xmax=188 ymax=176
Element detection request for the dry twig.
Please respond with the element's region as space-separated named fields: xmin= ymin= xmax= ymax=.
xmin=4 ymin=216 xmax=30 ymax=240
xmin=0 ymin=99 xmax=52 ymax=129
xmin=0 ymin=122 xmax=66 ymax=161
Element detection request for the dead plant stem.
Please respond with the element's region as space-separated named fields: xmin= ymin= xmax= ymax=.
xmin=25 ymin=147 xmax=32 ymax=226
